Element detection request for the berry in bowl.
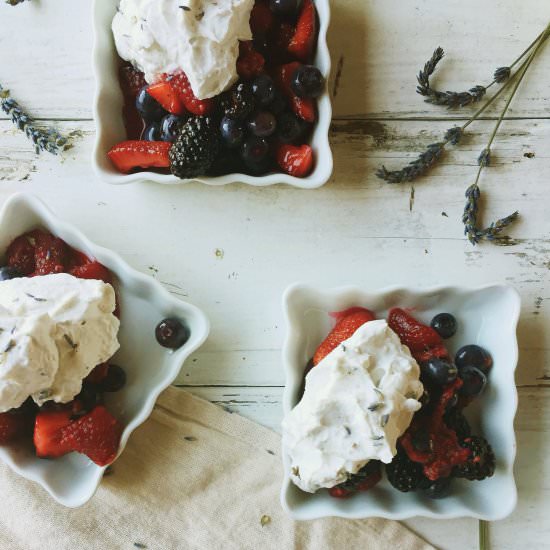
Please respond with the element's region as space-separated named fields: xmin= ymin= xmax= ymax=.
xmin=93 ymin=0 xmax=332 ymax=187
xmin=0 ymin=193 xmax=209 ymax=507
xmin=281 ymin=284 xmax=519 ymax=520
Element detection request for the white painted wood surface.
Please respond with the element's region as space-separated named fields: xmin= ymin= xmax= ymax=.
xmin=1 ymin=1 xmax=549 ymax=549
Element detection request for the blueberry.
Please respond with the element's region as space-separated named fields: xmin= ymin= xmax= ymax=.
xmin=142 ymin=123 xmax=161 ymax=141
xmin=422 ymin=477 xmax=452 ymax=499
xmin=251 ymin=74 xmax=275 ymax=107
xmin=220 ymin=116 xmax=245 ymax=148
xmin=458 ymin=366 xmax=487 ymax=397
xmin=241 ymin=136 xmax=269 ymax=163
xmin=430 ymin=313 xmax=457 ymax=339
xmin=412 ymin=430 xmax=433 ymax=453
xmin=0 ymin=266 xmax=21 ymax=281
xmin=160 ymin=114 xmax=184 ymax=142
xmin=290 ymin=65 xmax=325 ymax=98
xmin=136 ymin=86 xmax=166 ymax=122
xmin=455 ymin=345 xmax=493 ymax=374
xmin=277 ymin=112 xmax=306 ymax=143
xmin=269 ymin=0 xmax=299 ymax=15
xmin=155 ymin=318 xmax=190 ymax=349
xmin=100 ymin=365 xmax=127 ymax=392
xmin=247 ymin=111 xmax=277 ymax=137
xmin=421 ymin=358 xmax=458 ymax=386
xmin=243 ymin=155 xmax=273 ymax=176
xmin=268 ymin=91 xmax=287 ymax=115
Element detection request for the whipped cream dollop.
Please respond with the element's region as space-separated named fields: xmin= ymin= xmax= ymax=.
xmin=0 ymin=273 xmax=120 ymax=412
xmin=112 ymin=0 xmax=254 ymax=99
xmin=282 ymin=319 xmax=424 ymax=493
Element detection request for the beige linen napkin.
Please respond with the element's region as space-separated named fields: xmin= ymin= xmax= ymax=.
xmin=0 ymin=387 xmax=434 ymax=550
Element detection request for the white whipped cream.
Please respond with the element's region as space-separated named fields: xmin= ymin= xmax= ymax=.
xmin=282 ymin=319 xmax=424 ymax=493
xmin=112 ymin=0 xmax=254 ymax=99
xmin=0 ymin=273 xmax=120 ymax=412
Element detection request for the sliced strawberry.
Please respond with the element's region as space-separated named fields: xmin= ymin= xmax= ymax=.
xmin=273 ymin=62 xmax=316 ymax=122
xmin=237 ymin=41 xmax=265 ymax=79
xmin=388 ymin=308 xmax=448 ymax=363
xmin=275 ymin=143 xmax=314 ymax=177
xmin=32 ymin=230 xmax=68 ymax=276
xmin=61 ymin=405 xmax=122 ymax=466
xmin=6 ymin=234 xmax=36 ymax=275
xmin=167 ymin=72 xmax=216 ymax=116
xmin=288 ymin=0 xmax=317 ymax=62
xmin=313 ymin=308 xmax=376 ymax=365
xmin=147 ymin=81 xmax=186 ymax=115
xmin=250 ymin=0 xmax=274 ymax=35
xmin=107 ymin=140 xmax=171 ymax=174
xmin=70 ymin=261 xmax=113 ymax=285
xmin=328 ymin=486 xmax=352 ymax=498
xmin=34 ymin=409 xmax=74 ymax=458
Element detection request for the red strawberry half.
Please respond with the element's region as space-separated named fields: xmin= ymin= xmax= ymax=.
xmin=33 ymin=230 xmax=68 ymax=276
xmin=70 ymin=261 xmax=113 ymax=285
xmin=108 ymin=140 xmax=171 ymax=174
xmin=288 ymin=0 xmax=317 ymax=62
xmin=147 ymin=81 xmax=186 ymax=115
xmin=6 ymin=234 xmax=36 ymax=275
xmin=34 ymin=409 xmax=74 ymax=458
xmin=273 ymin=62 xmax=316 ymax=122
xmin=275 ymin=143 xmax=314 ymax=177
xmin=313 ymin=307 xmax=376 ymax=365
xmin=167 ymin=72 xmax=216 ymax=116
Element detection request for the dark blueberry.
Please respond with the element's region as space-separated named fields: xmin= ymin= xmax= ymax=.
xmin=422 ymin=477 xmax=452 ymax=499
xmin=142 ymin=123 xmax=161 ymax=141
xmin=160 ymin=114 xmax=184 ymax=142
xmin=247 ymin=111 xmax=277 ymax=137
xmin=455 ymin=345 xmax=493 ymax=374
xmin=269 ymin=0 xmax=299 ymax=15
xmin=276 ymin=112 xmax=306 ymax=143
xmin=0 ymin=266 xmax=21 ymax=281
xmin=412 ymin=430 xmax=433 ymax=454
xmin=268 ymin=91 xmax=287 ymax=115
xmin=290 ymin=65 xmax=325 ymax=98
xmin=458 ymin=366 xmax=487 ymax=398
xmin=421 ymin=358 xmax=458 ymax=386
xmin=243 ymin=155 xmax=273 ymax=176
xmin=430 ymin=313 xmax=457 ymax=339
xmin=155 ymin=318 xmax=190 ymax=349
xmin=251 ymin=74 xmax=276 ymax=107
xmin=100 ymin=365 xmax=127 ymax=392
xmin=135 ymin=87 xmax=166 ymax=122
xmin=220 ymin=116 xmax=245 ymax=148
xmin=241 ymin=136 xmax=269 ymax=163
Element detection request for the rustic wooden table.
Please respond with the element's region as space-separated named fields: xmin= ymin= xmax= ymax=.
xmin=1 ymin=1 xmax=549 ymax=548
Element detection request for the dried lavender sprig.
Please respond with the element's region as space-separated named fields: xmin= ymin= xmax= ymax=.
xmin=0 ymin=85 xmax=68 ymax=155
xmin=417 ymin=30 xmax=545 ymax=108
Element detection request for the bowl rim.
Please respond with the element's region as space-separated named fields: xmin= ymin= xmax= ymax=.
xmin=280 ymin=282 xmax=520 ymax=520
xmin=91 ymin=0 xmax=333 ymax=188
xmin=0 ymin=192 xmax=210 ymax=507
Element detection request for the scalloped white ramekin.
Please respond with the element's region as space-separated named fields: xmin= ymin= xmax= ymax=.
xmin=281 ymin=283 xmax=520 ymax=520
xmin=0 ymin=193 xmax=210 ymax=507
xmin=92 ymin=0 xmax=333 ymax=188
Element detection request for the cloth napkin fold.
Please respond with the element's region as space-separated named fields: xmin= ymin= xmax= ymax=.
xmin=0 ymin=387 xmax=434 ymax=550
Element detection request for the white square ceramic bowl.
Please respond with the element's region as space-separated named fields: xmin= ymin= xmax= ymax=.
xmin=0 ymin=193 xmax=210 ymax=507
xmin=92 ymin=0 xmax=333 ymax=188
xmin=281 ymin=283 xmax=520 ymax=520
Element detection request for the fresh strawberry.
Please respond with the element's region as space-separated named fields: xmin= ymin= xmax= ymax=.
xmin=237 ymin=41 xmax=265 ymax=79
xmin=167 ymin=72 xmax=216 ymax=116
xmin=147 ymin=81 xmax=186 ymax=115
xmin=107 ymin=140 xmax=171 ymax=174
xmin=0 ymin=412 xmax=29 ymax=444
xmin=288 ymin=0 xmax=317 ymax=62
xmin=249 ymin=0 xmax=274 ymax=35
xmin=119 ymin=63 xmax=146 ymax=99
xmin=6 ymin=234 xmax=35 ymax=275
xmin=313 ymin=308 xmax=376 ymax=365
xmin=387 ymin=308 xmax=445 ymax=357
xmin=32 ymin=230 xmax=68 ymax=276
xmin=61 ymin=405 xmax=122 ymax=466
xmin=275 ymin=143 xmax=314 ymax=177
xmin=34 ymin=409 xmax=74 ymax=458
xmin=85 ymin=363 xmax=111 ymax=384
xmin=328 ymin=486 xmax=352 ymax=498
xmin=273 ymin=62 xmax=316 ymax=121
xmin=70 ymin=261 xmax=113 ymax=285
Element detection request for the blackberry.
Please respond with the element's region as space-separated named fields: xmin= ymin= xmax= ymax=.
xmin=386 ymin=451 xmax=428 ymax=492
xmin=444 ymin=408 xmax=471 ymax=440
xmin=221 ymin=82 xmax=255 ymax=120
xmin=169 ymin=116 xmax=219 ymax=178
xmin=454 ymin=436 xmax=495 ymax=481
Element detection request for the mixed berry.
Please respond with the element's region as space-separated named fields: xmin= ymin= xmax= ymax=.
xmin=109 ymin=0 xmax=324 ymax=179
xmin=305 ymin=306 xmax=496 ymax=500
